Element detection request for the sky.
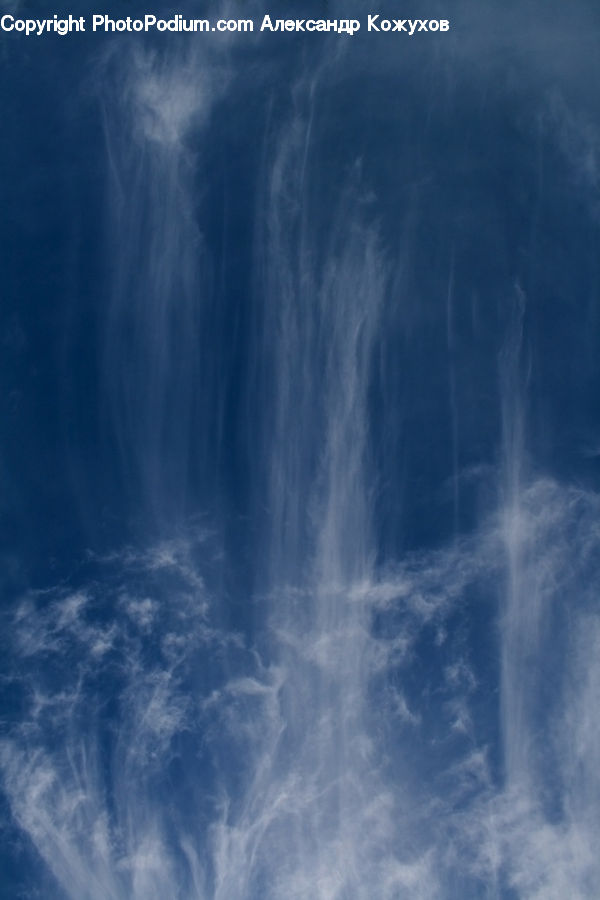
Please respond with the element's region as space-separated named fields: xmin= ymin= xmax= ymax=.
xmin=1 ymin=1 xmax=600 ymax=898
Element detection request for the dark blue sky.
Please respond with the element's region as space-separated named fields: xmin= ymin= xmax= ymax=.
xmin=2 ymin=2 xmax=600 ymax=897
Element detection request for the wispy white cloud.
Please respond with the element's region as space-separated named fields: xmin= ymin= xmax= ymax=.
xmin=541 ymin=92 xmax=600 ymax=217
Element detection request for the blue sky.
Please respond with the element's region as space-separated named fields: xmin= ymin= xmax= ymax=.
xmin=1 ymin=2 xmax=600 ymax=897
